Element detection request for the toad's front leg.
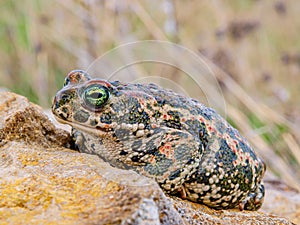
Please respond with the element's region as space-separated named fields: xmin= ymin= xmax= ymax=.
xmin=134 ymin=128 xmax=204 ymax=195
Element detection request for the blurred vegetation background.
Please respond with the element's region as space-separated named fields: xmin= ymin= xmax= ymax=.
xmin=0 ymin=0 xmax=299 ymax=189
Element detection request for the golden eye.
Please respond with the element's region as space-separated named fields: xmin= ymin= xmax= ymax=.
xmin=82 ymin=84 xmax=110 ymax=110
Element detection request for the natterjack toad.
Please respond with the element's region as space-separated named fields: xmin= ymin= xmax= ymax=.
xmin=52 ymin=70 xmax=266 ymax=210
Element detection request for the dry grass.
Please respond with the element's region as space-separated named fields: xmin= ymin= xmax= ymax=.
xmin=0 ymin=0 xmax=299 ymax=189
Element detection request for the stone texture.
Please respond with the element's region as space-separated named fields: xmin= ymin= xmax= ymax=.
xmin=261 ymin=178 xmax=300 ymax=225
xmin=0 ymin=92 xmax=71 ymax=148
xmin=0 ymin=142 xmax=183 ymax=225
xmin=171 ymin=196 xmax=296 ymax=225
xmin=0 ymin=92 xmax=298 ymax=225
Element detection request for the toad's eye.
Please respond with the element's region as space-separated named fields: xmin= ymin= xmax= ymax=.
xmin=82 ymin=84 xmax=110 ymax=110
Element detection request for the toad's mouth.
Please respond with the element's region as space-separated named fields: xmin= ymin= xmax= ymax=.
xmin=53 ymin=115 xmax=114 ymax=136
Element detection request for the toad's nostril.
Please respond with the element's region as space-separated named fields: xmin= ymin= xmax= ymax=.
xmin=62 ymin=107 xmax=69 ymax=114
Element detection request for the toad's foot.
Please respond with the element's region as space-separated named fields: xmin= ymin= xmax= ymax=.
xmin=239 ymin=183 xmax=265 ymax=211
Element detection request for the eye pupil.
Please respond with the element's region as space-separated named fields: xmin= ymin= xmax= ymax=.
xmin=89 ymin=92 xmax=103 ymax=99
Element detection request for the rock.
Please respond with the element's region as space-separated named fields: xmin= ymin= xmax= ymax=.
xmin=171 ymin=196 xmax=297 ymax=225
xmin=0 ymin=92 xmax=297 ymax=225
xmin=0 ymin=92 xmax=71 ymax=148
xmin=0 ymin=143 xmax=295 ymax=225
xmin=261 ymin=178 xmax=300 ymax=225
xmin=0 ymin=141 xmax=183 ymax=225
